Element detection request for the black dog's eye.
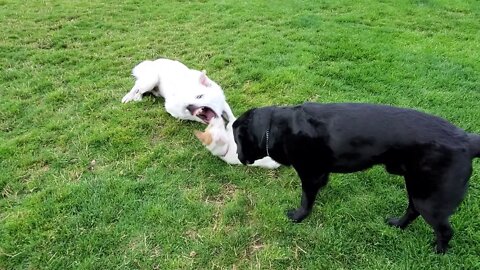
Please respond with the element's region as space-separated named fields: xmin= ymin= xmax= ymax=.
xmin=195 ymin=94 xmax=204 ymax=99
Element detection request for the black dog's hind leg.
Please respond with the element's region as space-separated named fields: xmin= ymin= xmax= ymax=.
xmin=387 ymin=176 xmax=420 ymax=229
xmin=387 ymin=195 xmax=419 ymax=229
xmin=416 ymin=157 xmax=470 ymax=253
xmin=432 ymin=220 xmax=453 ymax=254
xmin=416 ymin=205 xmax=454 ymax=254
xmin=287 ymin=171 xmax=329 ymax=223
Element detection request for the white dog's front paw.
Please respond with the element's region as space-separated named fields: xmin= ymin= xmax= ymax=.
xmin=132 ymin=94 xmax=142 ymax=101
xmin=121 ymin=92 xmax=141 ymax=103
xmin=121 ymin=93 xmax=132 ymax=103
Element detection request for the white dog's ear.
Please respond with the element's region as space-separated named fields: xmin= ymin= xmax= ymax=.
xmin=199 ymin=70 xmax=211 ymax=87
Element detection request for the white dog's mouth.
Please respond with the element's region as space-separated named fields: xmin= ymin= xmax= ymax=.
xmin=187 ymin=105 xmax=217 ymax=124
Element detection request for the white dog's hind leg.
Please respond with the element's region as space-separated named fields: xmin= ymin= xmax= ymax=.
xmin=122 ymin=81 xmax=154 ymax=103
xmin=251 ymin=157 xmax=281 ymax=169
xmin=122 ymin=61 xmax=160 ymax=103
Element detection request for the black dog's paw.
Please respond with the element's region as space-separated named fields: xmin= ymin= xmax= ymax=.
xmin=435 ymin=244 xmax=449 ymax=254
xmin=386 ymin=217 xmax=412 ymax=230
xmin=286 ymin=208 xmax=308 ymax=223
xmin=432 ymin=241 xmax=450 ymax=254
xmin=386 ymin=217 xmax=403 ymax=228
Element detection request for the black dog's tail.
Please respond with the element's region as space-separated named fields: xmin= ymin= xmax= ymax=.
xmin=468 ymin=133 xmax=480 ymax=158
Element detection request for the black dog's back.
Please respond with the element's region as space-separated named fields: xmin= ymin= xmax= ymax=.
xmin=302 ymin=102 xmax=468 ymax=148
xmin=297 ymin=103 xmax=475 ymax=172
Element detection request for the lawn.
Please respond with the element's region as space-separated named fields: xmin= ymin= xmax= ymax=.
xmin=1 ymin=0 xmax=480 ymax=269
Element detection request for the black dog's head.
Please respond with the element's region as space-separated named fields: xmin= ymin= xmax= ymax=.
xmin=233 ymin=107 xmax=274 ymax=165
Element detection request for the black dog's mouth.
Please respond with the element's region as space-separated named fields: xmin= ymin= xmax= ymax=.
xmin=187 ymin=105 xmax=217 ymax=124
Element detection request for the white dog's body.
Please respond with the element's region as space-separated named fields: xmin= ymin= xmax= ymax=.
xmin=121 ymin=58 xmax=276 ymax=168
xmin=122 ymin=58 xmax=234 ymax=123
xmin=195 ymin=117 xmax=280 ymax=169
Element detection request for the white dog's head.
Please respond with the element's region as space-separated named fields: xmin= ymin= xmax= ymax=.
xmin=194 ymin=116 xmax=230 ymax=157
xmin=194 ymin=116 xmax=281 ymax=169
xmin=186 ymin=71 xmax=230 ymax=124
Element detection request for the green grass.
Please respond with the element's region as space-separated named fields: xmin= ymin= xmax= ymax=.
xmin=1 ymin=0 xmax=480 ymax=269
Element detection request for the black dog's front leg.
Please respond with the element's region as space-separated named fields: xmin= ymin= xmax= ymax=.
xmin=287 ymin=172 xmax=329 ymax=223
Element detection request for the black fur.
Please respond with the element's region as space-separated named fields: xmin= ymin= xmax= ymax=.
xmin=233 ymin=102 xmax=480 ymax=253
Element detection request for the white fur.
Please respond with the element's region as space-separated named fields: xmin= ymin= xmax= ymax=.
xmin=199 ymin=117 xmax=280 ymax=169
xmin=121 ymin=58 xmax=234 ymax=123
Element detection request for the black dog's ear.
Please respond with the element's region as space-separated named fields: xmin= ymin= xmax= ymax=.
xmin=234 ymin=106 xmax=275 ymax=144
xmin=233 ymin=108 xmax=254 ymax=147
xmin=233 ymin=108 xmax=255 ymax=129
xmin=251 ymin=107 xmax=274 ymax=139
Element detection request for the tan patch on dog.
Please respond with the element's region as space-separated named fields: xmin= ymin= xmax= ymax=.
xmin=194 ymin=130 xmax=212 ymax=145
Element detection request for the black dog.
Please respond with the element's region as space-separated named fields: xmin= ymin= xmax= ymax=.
xmin=233 ymin=102 xmax=480 ymax=253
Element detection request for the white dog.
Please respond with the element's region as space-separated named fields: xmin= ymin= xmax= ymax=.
xmin=194 ymin=117 xmax=280 ymax=169
xmin=122 ymin=58 xmax=234 ymax=124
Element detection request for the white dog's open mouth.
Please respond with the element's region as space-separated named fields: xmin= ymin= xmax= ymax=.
xmin=187 ymin=105 xmax=217 ymax=124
